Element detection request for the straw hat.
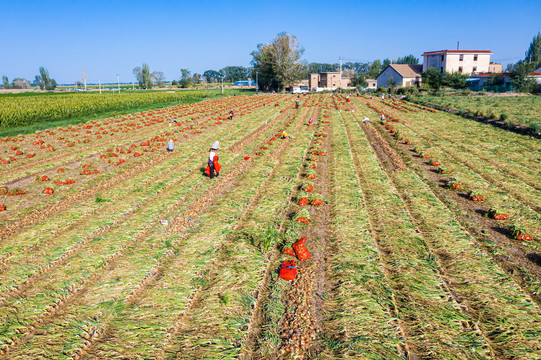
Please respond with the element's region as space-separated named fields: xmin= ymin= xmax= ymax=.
xmin=211 ymin=141 xmax=219 ymax=150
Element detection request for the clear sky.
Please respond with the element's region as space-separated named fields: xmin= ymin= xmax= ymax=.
xmin=1 ymin=0 xmax=539 ymax=84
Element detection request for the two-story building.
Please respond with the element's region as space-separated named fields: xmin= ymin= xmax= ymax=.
xmin=308 ymin=72 xmax=351 ymax=91
xmin=421 ymin=49 xmax=493 ymax=75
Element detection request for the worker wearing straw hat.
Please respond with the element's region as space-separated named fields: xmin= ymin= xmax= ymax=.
xmin=205 ymin=141 xmax=221 ymax=179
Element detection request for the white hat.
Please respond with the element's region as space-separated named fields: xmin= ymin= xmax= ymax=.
xmin=211 ymin=141 xmax=219 ymax=150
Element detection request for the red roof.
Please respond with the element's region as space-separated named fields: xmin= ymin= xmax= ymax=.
xmin=530 ymin=72 xmax=541 ymax=76
xmin=422 ymin=50 xmax=493 ymax=56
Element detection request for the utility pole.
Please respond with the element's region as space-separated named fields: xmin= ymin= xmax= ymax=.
xmin=221 ymin=77 xmax=223 ymax=95
xmin=99 ymin=79 xmax=101 ymax=94
xmin=339 ymin=56 xmax=343 ymax=90
xmin=132 ymin=81 xmax=134 ymax=90
xmin=256 ymin=71 xmax=258 ymax=95
xmin=116 ymin=74 xmax=120 ymax=94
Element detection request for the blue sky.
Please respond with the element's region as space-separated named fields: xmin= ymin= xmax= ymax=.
xmin=1 ymin=0 xmax=539 ymax=84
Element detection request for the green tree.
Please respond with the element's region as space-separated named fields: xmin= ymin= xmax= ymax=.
xmin=142 ymin=64 xmax=152 ymax=89
xmin=2 ymin=75 xmax=9 ymax=89
xmin=306 ymin=63 xmax=337 ymax=74
xmin=422 ymin=68 xmax=444 ymax=89
xmin=351 ymin=72 xmax=368 ymax=87
xmin=133 ymin=64 xmax=153 ymax=89
xmin=35 ymin=67 xmax=56 ymax=90
xmin=220 ymin=66 xmax=250 ymax=82
xmin=368 ymin=59 xmax=381 ymax=78
xmin=203 ymin=70 xmax=222 ymax=83
xmin=443 ymin=72 xmax=468 ymax=89
xmin=396 ymin=54 xmax=419 ymax=64
xmin=251 ymin=32 xmax=304 ymax=92
xmin=192 ymin=73 xmax=201 ymax=85
xmin=510 ymin=62 xmax=537 ymax=92
xmin=382 ymin=58 xmax=391 ymax=69
xmin=524 ymin=32 xmax=541 ymax=65
xmin=179 ymin=68 xmax=193 ymax=88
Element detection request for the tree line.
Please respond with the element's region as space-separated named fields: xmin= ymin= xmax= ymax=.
xmin=2 ymin=67 xmax=57 ymax=90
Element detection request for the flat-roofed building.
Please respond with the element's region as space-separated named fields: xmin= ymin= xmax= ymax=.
xmin=422 ymin=49 xmax=493 ymax=75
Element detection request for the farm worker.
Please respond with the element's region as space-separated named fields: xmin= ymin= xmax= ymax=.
xmin=169 ymin=117 xmax=177 ymax=127
xmin=381 ymin=113 xmax=386 ymax=121
xmin=229 ymin=109 xmax=234 ymax=120
xmin=362 ymin=117 xmax=370 ymax=123
xmin=370 ymin=95 xmax=373 ymax=99
xmin=281 ymin=131 xmax=290 ymax=139
xmin=295 ymin=100 xmax=299 ymax=109
xmin=205 ymin=141 xmax=221 ymax=179
xmin=346 ymin=95 xmax=351 ymax=102
xmin=167 ymin=139 xmax=174 ymax=152
xmin=381 ymin=94 xmax=385 ymax=100
xmin=308 ymin=118 xmax=313 ymax=126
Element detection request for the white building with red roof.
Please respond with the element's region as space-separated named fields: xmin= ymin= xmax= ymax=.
xmin=422 ymin=49 xmax=493 ymax=75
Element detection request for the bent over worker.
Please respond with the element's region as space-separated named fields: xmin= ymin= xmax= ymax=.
xmin=205 ymin=141 xmax=221 ymax=179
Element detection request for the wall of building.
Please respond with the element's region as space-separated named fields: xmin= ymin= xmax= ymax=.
xmin=424 ymin=52 xmax=492 ymax=75
xmin=366 ymin=79 xmax=377 ymax=89
xmin=423 ymin=54 xmax=446 ymax=73
xmin=377 ymin=67 xmax=402 ymax=88
xmin=488 ymin=63 xmax=503 ymax=73
xmin=445 ymin=53 xmax=491 ymax=74
xmin=309 ymin=74 xmax=319 ymax=91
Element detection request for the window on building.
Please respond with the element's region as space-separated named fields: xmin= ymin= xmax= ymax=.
xmin=459 ymin=54 xmax=463 ymax=61
xmin=472 ymin=66 xmax=477 ymax=73
xmin=474 ymin=55 xmax=478 ymax=61
xmin=458 ymin=66 xmax=463 ymax=73
xmin=441 ymin=55 xmax=444 ymax=61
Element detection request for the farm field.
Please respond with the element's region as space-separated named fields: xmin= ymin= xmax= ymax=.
xmin=408 ymin=94 xmax=541 ymax=130
xmin=0 ymin=93 xmax=540 ymax=359
xmin=0 ymin=90 xmax=245 ymax=132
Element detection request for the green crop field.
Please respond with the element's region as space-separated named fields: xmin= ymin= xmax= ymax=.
xmin=409 ymin=94 xmax=541 ymax=131
xmin=0 ymin=94 xmax=539 ymax=359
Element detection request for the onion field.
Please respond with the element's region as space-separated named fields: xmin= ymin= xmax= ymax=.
xmin=0 ymin=93 xmax=540 ymax=359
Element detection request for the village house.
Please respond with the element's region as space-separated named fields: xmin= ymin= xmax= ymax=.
xmin=308 ymin=72 xmax=351 ymax=91
xmin=421 ymin=49 xmax=498 ymax=75
xmin=376 ymin=64 xmax=423 ymax=88
xmin=365 ymin=78 xmax=377 ymax=89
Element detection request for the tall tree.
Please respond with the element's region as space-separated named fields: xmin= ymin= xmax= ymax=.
xmin=152 ymin=71 xmax=165 ymax=87
xmin=396 ymin=54 xmax=419 ymax=64
xmin=220 ymin=66 xmax=250 ymax=82
xmin=142 ymin=64 xmax=152 ymax=89
xmin=524 ymin=32 xmax=541 ymax=65
xmin=2 ymin=75 xmax=9 ymax=89
xmin=192 ymin=73 xmax=201 ymax=85
xmin=81 ymin=68 xmax=88 ymax=89
xmin=368 ymin=59 xmax=382 ymax=78
xmin=35 ymin=67 xmax=56 ymax=90
xmin=422 ymin=67 xmax=444 ymax=89
xmin=251 ymin=32 xmax=304 ymax=91
xmin=179 ymin=68 xmax=192 ymax=88
xmin=133 ymin=64 xmax=153 ymax=89
xmin=203 ymin=70 xmax=222 ymax=83
xmin=382 ymin=58 xmax=391 ymax=69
